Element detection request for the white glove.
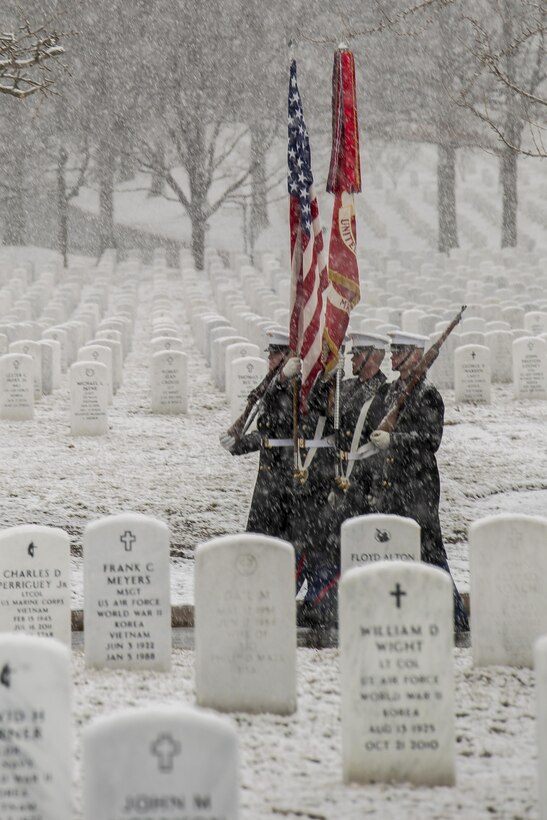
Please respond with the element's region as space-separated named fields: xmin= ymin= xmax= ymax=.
xmin=219 ymin=433 xmax=236 ymax=452
xmin=370 ymin=430 xmax=391 ymax=450
xmin=282 ymin=357 xmax=302 ymax=379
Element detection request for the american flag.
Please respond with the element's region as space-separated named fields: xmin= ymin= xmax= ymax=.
xmin=288 ymin=60 xmax=328 ymax=410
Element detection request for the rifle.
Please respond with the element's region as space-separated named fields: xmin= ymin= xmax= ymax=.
xmin=227 ymin=351 xmax=291 ymax=440
xmin=376 ymin=304 xmax=467 ymax=434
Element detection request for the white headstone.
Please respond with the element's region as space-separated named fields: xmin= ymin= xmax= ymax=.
xmin=470 ymin=514 xmax=547 ymax=666
xmin=195 ymin=533 xmax=297 ymax=714
xmin=513 ymin=336 xmax=547 ymax=399
xmin=535 ymin=636 xmax=547 ymax=820
xmin=484 ymin=330 xmax=513 ymax=383
xmin=454 ymin=345 xmax=491 ymax=403
xmin=42 ymin=327 xmax=68 ymax=371
xmin=502 ymin=305 xmax=525 ymax=329
xmin=40 ymin=338 xmax=62 ymax=389
xmin=401 ymin=309 xmax=425 ymax=334
xmin=229 ymin=357 xmax=267 ymax=423
xmin=90 ymin=338 xmax=122 ymax=393
xmin=0 ymin=353 xmax=34 ymax=420
xmin=340 ymin=514 xmax=421 ymax=576
xmin=38 ymin=339 xmax=54 ymax=395
xmin=225 ymin=342 xmax=260 ymax=399
xmin=78 ymin=344 xmax=113 ymax=402
xmin=95 ymin=327 xmax=123 ymax=353
xmin=212 ymin=335 xmax=246 ymax=391
xmin=69 ymin=361 xmax=109 ymax=435
xmin=524 ymin=311 xmax=547 ymax=335
xmin=458 ymin=331 xmax=485 ymax=348
xmin=83 ymin=513 xmax=171 ymax=671
xmin=0 ymin=525 xmax=71 ymax=645
xmin=0 ymin=634 xmax=71 ymax=819
xmin=461 ymin=317 xmax=486 ymax=333
xmin=340 ymin=561 xmax=455 ymax=786
xmin=150 ymin=336 xmax=184 ymax=354
xmin=427 ymin=331 xmax=460 ymax=390
xmin=9 ymin=339 xmax=42 ymax=401
xmin=151 ymin=350 xmax=188 ymax=414
xmin=208 ymin=325 xmax=237 ymax=366
xmin=83 ymin=706 xmax=239 ymax=820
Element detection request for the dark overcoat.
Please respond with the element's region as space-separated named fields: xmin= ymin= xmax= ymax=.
xmin=230 ymin=379 xmax=295 ymax=542
xmin=337 ymin=370 xmax=387 ymax=519
xmin=364 ymin=375 xmax=448 ymax=566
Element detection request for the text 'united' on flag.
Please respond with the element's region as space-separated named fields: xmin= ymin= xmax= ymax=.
xmin=288 ymin=59 xmax=328 ymax=412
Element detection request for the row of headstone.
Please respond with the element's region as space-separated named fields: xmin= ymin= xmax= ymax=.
xmin=0 ymin=559 xmax=457 ymax=810
xmin=5 ymin=515 xmax=547 ymax=805
xmin=5 ymin=510 xmax=547 ymax=673
xmin=149 ymin=262 xmax=188 ymax=414
xmin=69 ymin=255 xmax=138 ymax=435
xmin=344 ymin=511 xmax=547 ymax=671
xmin=180 ymin=257 xmax=270 ymax=424
xmin=452 ymin=338 xmax=547 ymax=402
xmin=0 ymin=512 xmax=171 ymax=670
xmin=212 ymin=252 xmax=547 ymax=402
xmin=187 ymin=247 xmax=547 ymax=405
xmin=0 ymin=250 xmax=139 ymax=430
xmin=0 ymin=633 xmax=239 ymax=819
xmin=7 ymin=578 xmax=547 ymax=819
xmin=0 ymin=257 xmax=77 ymax=419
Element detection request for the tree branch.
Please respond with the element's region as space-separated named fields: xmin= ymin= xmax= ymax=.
xmin=0 ymin=17 xmax=67 ymax=98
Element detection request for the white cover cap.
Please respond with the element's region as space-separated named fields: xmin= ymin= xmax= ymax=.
xmin=388 ymin=330 xmax=428 ymax=348
xmin=265 ymin=328 xmax=290 ymax=349
xmin=349 ymin=332 xmax=390 ymax=352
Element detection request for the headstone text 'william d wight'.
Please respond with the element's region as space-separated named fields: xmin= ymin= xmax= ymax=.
xmin=84 ymin=513 xmax=171 ymax=671
xmin=340 ymin=561 xmax=455 ymax=786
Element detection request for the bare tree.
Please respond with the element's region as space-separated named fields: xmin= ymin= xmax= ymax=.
xmin=454 ymin=1 xmax=546 ymax=245
xmin=130 ymin=0 xmax=279 ymax=270
xmin=458 ymin=4 xmax=546 ymax=158
xmin=0 ymin=18 xmax=65 ymax=99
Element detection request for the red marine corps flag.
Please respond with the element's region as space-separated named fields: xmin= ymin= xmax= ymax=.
xmin=288 ymin=60 xmax=329 ymax=411
xmin=323 ymin=47 xmax=362 ymax=374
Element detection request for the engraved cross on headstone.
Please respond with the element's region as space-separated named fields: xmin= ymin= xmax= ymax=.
xmin=0 ymin=663 xmax=11 ymax=688
xmin=471 ymin=352 xmax=476 ymax=360
xmin=151 ymin=733 xmax=181 ymax=772
xmin=120 ymin=530 xmax=136 ymax=552
xmin=390 ymin=583 xmax=406 ymax=608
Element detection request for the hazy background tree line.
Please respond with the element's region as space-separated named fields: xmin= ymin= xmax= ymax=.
xmin=0 ymin=0 xmax=544 ymax=267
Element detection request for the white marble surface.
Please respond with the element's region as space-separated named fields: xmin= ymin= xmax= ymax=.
xmin=340 ymin=561 xmax=455 ymax=786
xmin=195 ymin=533 xmax=297 ymax=715
xmin=83 ymin=513 xmax=171 ymax=671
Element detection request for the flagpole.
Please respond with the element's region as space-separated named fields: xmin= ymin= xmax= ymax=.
xmin=292 ymin=374 xmax=300 ymax=480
